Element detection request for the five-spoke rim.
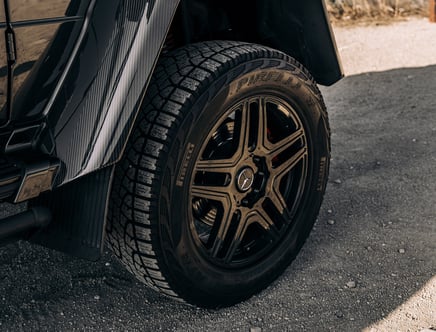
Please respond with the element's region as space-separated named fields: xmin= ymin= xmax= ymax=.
xmin=190 ymin=95 xmax=309 ymax=268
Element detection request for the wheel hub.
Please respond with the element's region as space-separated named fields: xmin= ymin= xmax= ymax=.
xmin=236 ymin=167 xmax=255 ymax=192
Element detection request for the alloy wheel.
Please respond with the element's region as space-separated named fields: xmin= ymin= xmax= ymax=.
xmin=190 ymin=95 xmax=309 ymax=268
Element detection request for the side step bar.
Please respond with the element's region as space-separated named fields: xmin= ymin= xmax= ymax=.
xmin=0 ymin=207 xmax=51 ymax=241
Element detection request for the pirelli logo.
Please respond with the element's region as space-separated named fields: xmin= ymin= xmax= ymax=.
xmin=176 ymin=143 xmax=195 ymax=187
xmin=317 ymin=157 xmax=328 ymax=192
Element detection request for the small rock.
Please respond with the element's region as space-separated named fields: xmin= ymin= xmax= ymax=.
xmin=366 ymin=246 xmax=373 ymax=251
xmin=412 ymin=138 xmax=417 ymax=142
xmin=333 ymin=179 xmax=342 ymax=184
xmin=398 ymin=248 xmax=406 ymax=254
xmin=94 ymin=295 xmax=100 ymax=300
xmin=327 ymin=219 xmax=335 ymax=225
xmin=250 ymin=327 xmax=262 ymax=332
xmin=327 ymin=209 xmax=333 ymax=214
xmin=346 ymin=281 xmax=357 ymax=289
xmin=105 ymin=262 xmax=110 ymax=267
xmin=335 ymin=311 xmax=344 ymax=318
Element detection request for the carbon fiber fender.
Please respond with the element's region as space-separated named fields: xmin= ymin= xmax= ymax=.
xmin=46 ymin=0 xmax=180 ymax=185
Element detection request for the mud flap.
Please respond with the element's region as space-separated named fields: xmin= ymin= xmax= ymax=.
xmin=29 ymin=166 xmax=114 ymax=261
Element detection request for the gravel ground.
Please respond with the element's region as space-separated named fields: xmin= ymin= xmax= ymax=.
xmin=1 ymin=19 xmax=435 ymax=332
xmin=334 ymin=18 xmax=436 ymax=75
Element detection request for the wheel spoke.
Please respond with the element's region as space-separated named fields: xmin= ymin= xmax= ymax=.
xmin=267 ymin=128 xmax=305 ymax=161
xmin=196 ymin=102 xmax=252 ymax=174
xmin=253 ymin=208 xmax=281 ymax=241
xmin=195 ymin=159 xmax=236 ymax=174
xmin=223 ymin=212 xmax=248 ymax=263
xmin=256 ymin=97 xmax=268 ymax=151
xmin=274 ymin=147 xmax=307 ymax=177
xmin=268 ymin=185 xmax=289 ymax=216
xmin=209 ymin=206 xmax=238 ymax=258
xmin=221 ymin=209 xmax=281 ymax=263
xmin=266 ymin=146 xmax=307 ymax=216
xmin=191 ymin=184 xmax=231 ymax=201
xmin=238 ymin=101 xmax=252 ymax=154
xmin=192 ymin=184 xmax=236 ymax=259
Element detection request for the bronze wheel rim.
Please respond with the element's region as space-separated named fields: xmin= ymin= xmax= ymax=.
xmin=190 ymin=95 xmax=309 ymax=269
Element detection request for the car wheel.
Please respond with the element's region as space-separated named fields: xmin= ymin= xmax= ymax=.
xmin=106 ymin=41 xmax=331 ymax=308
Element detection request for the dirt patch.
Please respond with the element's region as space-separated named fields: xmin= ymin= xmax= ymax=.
xmin=327 ymin=0 xmax=429 ymax=26
xmin=330 ymin=15 xmax=424 ymax=27
xmin=327 ymin=0 xmax=428 ymax=20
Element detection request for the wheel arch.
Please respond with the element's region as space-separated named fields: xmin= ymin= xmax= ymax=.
xmin=166 ymin=0 xmax=343 ymax=86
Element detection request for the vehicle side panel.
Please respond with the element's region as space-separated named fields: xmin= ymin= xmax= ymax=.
xmin=46 ymin=0 xmax=179 ymax=184
xmin=10 ymin=0 xmax=91 ymax=122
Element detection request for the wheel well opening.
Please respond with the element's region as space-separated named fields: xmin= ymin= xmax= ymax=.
xmin=163 ymin=0 xmax=305 ymax=61
xmin=162 ymin=0 xmax=343 ymax=86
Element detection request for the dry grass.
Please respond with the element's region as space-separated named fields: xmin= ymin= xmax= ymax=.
xmin=327 ymin=0 xmax=429 ymax=22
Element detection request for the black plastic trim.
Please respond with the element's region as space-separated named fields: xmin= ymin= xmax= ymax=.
xmin=30 ymin=166 xmax=114 ymax=260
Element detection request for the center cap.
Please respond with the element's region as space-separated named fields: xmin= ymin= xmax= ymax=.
xmin=236 ymin=167 xmax=255 ymax=192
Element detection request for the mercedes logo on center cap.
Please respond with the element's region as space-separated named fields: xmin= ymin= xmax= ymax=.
xmin=237 ymin=167 xmax=255 ymax=192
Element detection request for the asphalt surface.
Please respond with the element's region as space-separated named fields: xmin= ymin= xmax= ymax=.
xmin=1 ymin=20 xmax=435 ymax=331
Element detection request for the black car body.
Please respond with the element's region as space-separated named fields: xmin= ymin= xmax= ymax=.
xmin=0 ymin=0 xmax=342 ymax=307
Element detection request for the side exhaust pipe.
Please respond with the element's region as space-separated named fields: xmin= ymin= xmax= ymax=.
xmin=0 ymin=207 xmax=51 ymax=240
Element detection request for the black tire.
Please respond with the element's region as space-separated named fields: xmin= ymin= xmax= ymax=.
xmin=106 ymin=41 xmax=330 ymax=308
